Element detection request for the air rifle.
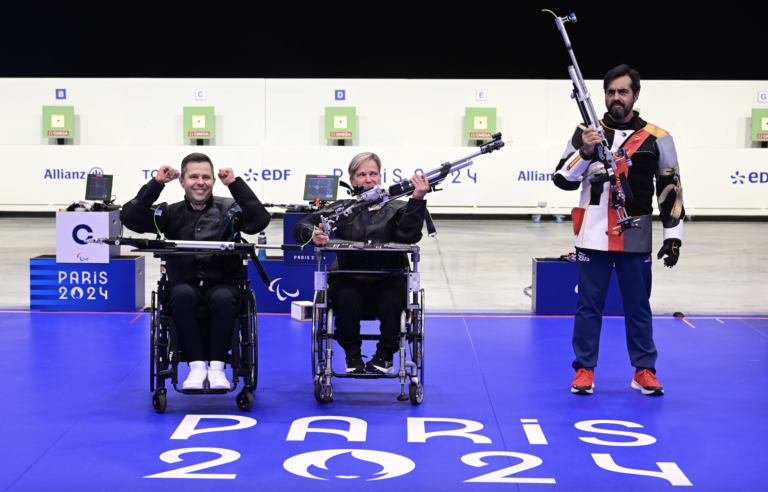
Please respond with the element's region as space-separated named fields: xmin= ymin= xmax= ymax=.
xmin=86 ymin=236 xmax=304 ymax=251
xmin=318 ymin=133 xmax=506 ymax=233
xmin=550 ymin=12 xmax=639 ymax=235
xmin=85 ymin=237 xmax=304 ymax=286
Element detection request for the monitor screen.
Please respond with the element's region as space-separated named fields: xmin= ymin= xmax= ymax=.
xmin=303 ymin=174 xmax=339 ymax=201
xmin=85 ymin=174 xmax=113 ymax=201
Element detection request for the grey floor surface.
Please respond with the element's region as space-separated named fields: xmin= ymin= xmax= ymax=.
xmin=2 ymin=217 xmax=766 ymax=314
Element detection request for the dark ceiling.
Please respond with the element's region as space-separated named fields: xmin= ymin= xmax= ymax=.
xmin=2 ymin=2 xmax=760 ymax=80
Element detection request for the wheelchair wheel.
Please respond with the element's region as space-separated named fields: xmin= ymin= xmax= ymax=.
xmin=314 ymin=381 xmax=333 ymax=404
xmin=409 ymin=289 xmax=425 ymax=387
xmin=150 ymin=291 xmax=156 ymax=392
xmin=409 ymin=381 xmax=423 ymax=405
xmin=311 ymin=291 xmax=325 ymax=380
xmin=250 ymin=290 xmax=259 ymax=391
xmin=236 ymin=390 xmax=254 ymax=412
xmin=419 ymin=288 xmax=425 ymax=386
xmin=152 ymin=391 xmax=166 ymax=414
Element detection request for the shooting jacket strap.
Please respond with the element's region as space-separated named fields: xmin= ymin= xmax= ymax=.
xmin=656 ymin=164 xmax=679 ymax=177
xmin=425 ymin=209 xmax=437 ymax=237
xmin=656 ymin=164 xmax=683 ymax=220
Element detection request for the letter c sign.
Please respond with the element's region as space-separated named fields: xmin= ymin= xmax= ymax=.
xmin=72 ymin=224 xmax=94 ymax=245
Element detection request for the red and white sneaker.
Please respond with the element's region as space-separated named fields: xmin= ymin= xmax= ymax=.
xmin=631 ymin=369 xmax=664 ymax=396
xmin=571 ymin=368 xmax=594 ymax=395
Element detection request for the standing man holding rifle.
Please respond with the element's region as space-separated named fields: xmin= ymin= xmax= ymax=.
xmin=549 ymin=13 xmax=685 ymax=396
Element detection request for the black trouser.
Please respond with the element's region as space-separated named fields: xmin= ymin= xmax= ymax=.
xmin=169 ymin=281 xmax=239 ymax=363
xmin=328 ymin=276 xmax=407 ymax=360
xmin=573 ymin=248 xmax=657 ymax=373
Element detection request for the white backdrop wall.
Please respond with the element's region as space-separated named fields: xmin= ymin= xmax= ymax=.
xmin=1 ymin=78 xmax=766 ymax=215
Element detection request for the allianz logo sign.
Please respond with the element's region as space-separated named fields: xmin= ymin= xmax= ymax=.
xmin=518 ymin=171 xmax=553 ymax=181
xmin=45 ymin=167 xmax=104 ymax=179
xmin=731 ymin=171 xmax=768 ymax=184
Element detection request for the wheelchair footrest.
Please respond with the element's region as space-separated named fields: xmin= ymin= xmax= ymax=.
xmin=168 ymin=354 xmax=239 ymax=365
xmin=175 ymin=388 xmax=233 ymax=395
xmin=331 ymin=371 xmax=400 ymax=380
xmin=329 ymin=334 xmax=382 ymax=341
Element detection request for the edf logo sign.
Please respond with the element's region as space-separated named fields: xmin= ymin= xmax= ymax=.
xmin=72 ymin=225 xmax=94 ymax=245
xmin=335 ymin=90 xmax=346 ymax=101
xmin=56 ymin=89 xmax=66 ymax=100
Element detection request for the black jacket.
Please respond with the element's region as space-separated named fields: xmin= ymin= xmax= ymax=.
xmin=121 ymin=177 xmax=270 ymax=281
xmin=293 ymin=198 xmax=427 ymax=271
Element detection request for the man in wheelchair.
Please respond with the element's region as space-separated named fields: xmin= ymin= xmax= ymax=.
xmin=121 ymin=153 xmax=270 ymax=390
xmin=294 ymin=152 xmax=429 ymax=375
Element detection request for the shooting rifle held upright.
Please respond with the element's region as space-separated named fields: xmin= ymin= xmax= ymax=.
xmin=318 ymin=133 xmax=506 ymax=233
xmin=551 ymin=12 xmax=639 ymax=235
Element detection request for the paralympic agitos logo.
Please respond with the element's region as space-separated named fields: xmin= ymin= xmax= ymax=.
xmin=268 ymin=277 xmax=299 ymax=301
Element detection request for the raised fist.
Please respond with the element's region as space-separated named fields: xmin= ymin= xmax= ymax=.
xmin=155 ymin=165 xmax=180 ymax=184
xmin=218 ymin=168 xmax=235 ymax=186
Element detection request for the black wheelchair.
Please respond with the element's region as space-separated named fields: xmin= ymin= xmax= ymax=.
xmin=149 ymin=249 xmax=258 ymax=413
xmin=311 ymin=240 xmax=425 ymax=405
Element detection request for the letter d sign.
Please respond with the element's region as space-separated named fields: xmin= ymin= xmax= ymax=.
xmin=335 ymin=90 xmax=345 ymax=101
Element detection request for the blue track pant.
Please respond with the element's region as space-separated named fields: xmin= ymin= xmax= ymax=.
xmin=573 ymin=248 xmax=657 ymax=373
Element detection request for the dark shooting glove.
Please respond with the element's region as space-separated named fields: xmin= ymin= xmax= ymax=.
xmin=657 ymin=238 xmax=681 ymax=268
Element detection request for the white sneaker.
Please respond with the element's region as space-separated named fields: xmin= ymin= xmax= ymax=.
xmin=208 ymin=361 xmax=230 ymax=389
xmin=183 ymin=361 xmax=207 ymax=389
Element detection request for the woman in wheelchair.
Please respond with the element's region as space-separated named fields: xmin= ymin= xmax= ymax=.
xmin=294 ymin=152 xmax=430 ymax=375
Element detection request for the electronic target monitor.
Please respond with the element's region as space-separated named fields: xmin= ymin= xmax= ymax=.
xmin=85 ymin=174 xmax=113 ymax=201
xmin=303 ymin=174 xmax=339 ymax=201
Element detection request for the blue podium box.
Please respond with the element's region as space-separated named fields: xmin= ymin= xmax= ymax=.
xmin=30 ymin=255 xmax=145 ymax=312
xmin=249 ymin=260 xmax=316 ymax=314
xmin=532 ymin=258 xmax=624 ymax=316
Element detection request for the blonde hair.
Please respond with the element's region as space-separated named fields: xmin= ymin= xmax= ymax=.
xmin=348 ymin=152 xmax=382 ymax=178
